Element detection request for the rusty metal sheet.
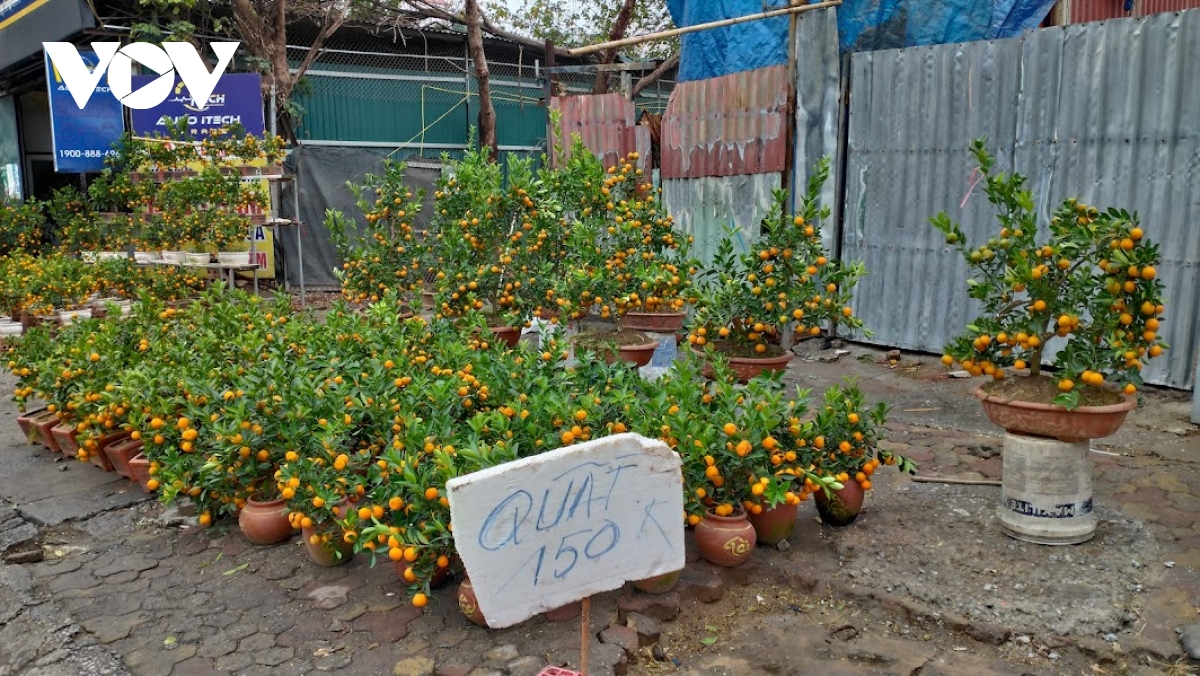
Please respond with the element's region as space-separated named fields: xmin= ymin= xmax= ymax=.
xmin=1066 ymin=0 xmax=1200 ymax=23
xmin=550 ymin=93 xmax=651 ymax=173
xmin=660 ymin=65 xmax=789 ymax=179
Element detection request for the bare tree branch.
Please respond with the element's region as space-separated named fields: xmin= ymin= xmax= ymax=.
xmin=629 ymin=51 xmax=677 ymax=98
xmin=592 ymin=0 xmax=637 ymax=94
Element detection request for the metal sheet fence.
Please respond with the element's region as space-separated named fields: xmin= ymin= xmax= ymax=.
xmin=842 ymin=10 xmax=1200 ymax=390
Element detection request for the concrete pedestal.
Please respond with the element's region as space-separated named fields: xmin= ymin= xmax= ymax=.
xmin=997 ymin=432 xmax=1095 ymax=545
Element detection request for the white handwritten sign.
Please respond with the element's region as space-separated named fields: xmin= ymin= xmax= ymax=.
xmin=447 ymin=433 xmax=685 ymax=628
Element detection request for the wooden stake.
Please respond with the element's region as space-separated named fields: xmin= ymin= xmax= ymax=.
xmin=911 ymin=475 xmax=1001 ymax=486
xmin=580 ymin=596 xmax=591 ymax=676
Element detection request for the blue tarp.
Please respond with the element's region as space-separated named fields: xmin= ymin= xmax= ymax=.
xmin=667 ymin=0 xmax=1056 ymax=81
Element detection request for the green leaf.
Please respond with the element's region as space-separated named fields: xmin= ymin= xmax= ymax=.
xmin=222 ymin=563 xmax=249 ymax=576
xmin=163 ymin=636 xmax=177 ymax=646
xmin=704 ymin=625 xmax=718 ymax=632
xmin=701 ymin=636 xmax=718 ymax=645
xmin=1051 ymin=391 xmax=1080 ymax=409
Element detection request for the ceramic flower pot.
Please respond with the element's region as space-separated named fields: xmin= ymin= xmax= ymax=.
xmin=815 ymin=480 xmax=865 ymax=527
xmin=302 ymin=524 xmax=354 ymax=566
xmin=238 ymin=495 xmax=294 ymax=545
xmin=973 ymin=385 xmax=1137 ymax=442
xmin=693 ymin=508 xmax=756 ymax=567
xmin=217 ymin=251 xmax=252 ymax=266
xmin=91 ymin=431 xmax=132 ymax=471
xmin=30 ymin=412 xmax=62 ymax=452
xmin=16 ymin=409 xmax=55 ymax=446
xmin=633 ymin=569 xmax=682 ymax=594
xmin=488 ymin=325 xmax=521 ymax=348
xmin=699 ymin=349 xmax=794 ymax=383
xmin=51 ymin=422 xmax=81 ymax=459
xmin=748 ymin=502 xmax=799 ymax=545
xmin=128 ymin=453 xmax=153 ymax=492
xmin=574 ymin=332 xmax=660 ymax=368
xmin=622 ymin=311 xmax=687 ymax=333
xmin=103 ymin=438 xmax=143 ymax=480
xmin=457 ymin=576 xmax=488 ymax=627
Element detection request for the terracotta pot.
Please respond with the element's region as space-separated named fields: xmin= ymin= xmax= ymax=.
xmin=394 ymin=560 xmax=452 ymax=588
xmin=31 ymin=413 xmax=63 ymax=453
xmin=128 ymin=453 xmax=153 ymax=491
xmin=622 ymin=311 xmax=687 ymax=333
xmin=815 ymin=480 xmax=865 ymax=527
xmin=16 ymin=408 xmax=55 ymax=446
xmin=544 ymin=601 xmax=582 ymax=622
xmin=693 ymin=508 xmax=756 ymax=567
xmin=104 ymin=438 xmax=143 ymax=480
xmin=488 ymin=325 xmax=521 ymax=348
xmin=973 ymin=385 xmax=1137 ymax=442
xmin=302 ymin=524 xmax=354 ymax=566
xmin=457 ymin=576 xmax=488 ymax=627
xmin=634 ymin=569 xmax=682 ymax=594
xmin=617 ymin=340 xmax=660 ymax=368
xmin=238 ymin=495 xmax=294 ymax=545
xmin=90 ymin=431 xmax=131 ymax=471
xmin=748 ymin=502 xmax=799 ymax=545
xmin=20 ymin=312 xmax=52 ymax=331
xmin=707 ymin=352 xmax=793 ymax=383
xmin=51 ymin=422 xmax=81 ymax=459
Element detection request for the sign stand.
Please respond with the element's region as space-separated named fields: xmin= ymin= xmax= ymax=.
xmin=447 ymin=433 xmax=685 ymax=676
xmin=579 ymin=596 xmax=590 ymax=676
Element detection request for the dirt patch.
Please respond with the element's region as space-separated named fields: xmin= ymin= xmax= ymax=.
xmin=832 ymin=481 xmax=1158 ymax=638
xmin=982 ymin=375 xmax=1124 ymax=407
xmin=573 ymin=330 xmax=657 ymax=348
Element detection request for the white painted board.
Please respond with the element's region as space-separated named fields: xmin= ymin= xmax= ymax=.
xmin=447 ymin=433 xmax=685 ymax=628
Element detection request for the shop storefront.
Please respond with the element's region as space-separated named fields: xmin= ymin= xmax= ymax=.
xmin=0 ymin=0 xmax=97 ymax=199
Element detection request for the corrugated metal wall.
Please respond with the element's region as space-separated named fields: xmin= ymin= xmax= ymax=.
xmin=662 ymin=7 xmax=840 ymax=264
xmin=550 ymin=93 xmax=651 ymax=172
xmin=1064 ymin=0 xmax=1200 ymax=23
xmin=842 ymin=10 xmax=1200 ymax=390
xmin=660 ymin=65 xmax=789 ymax=179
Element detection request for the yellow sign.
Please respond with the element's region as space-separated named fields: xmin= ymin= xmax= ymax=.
xmin=233 ymin=224 xmax=275 ymax=280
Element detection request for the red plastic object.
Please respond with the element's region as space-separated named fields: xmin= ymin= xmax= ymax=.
xmin=536 ymin=668 xmax=581 ymax=676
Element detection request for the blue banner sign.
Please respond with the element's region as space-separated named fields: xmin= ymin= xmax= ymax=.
xmin=129 ymin=72 xmax=265 ymax=138
xmin=0 ymin=0 xmax=43 ymax=30
xmin=44 ymin=50 xmax=124 ymax=173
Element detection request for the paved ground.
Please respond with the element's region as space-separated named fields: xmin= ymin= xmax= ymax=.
xmin=0 ymin=340 xmax=1197 ymax=676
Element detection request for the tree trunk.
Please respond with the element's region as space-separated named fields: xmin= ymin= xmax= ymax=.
xmin=230 ymin=0 xmax=345 ymax=143
xmin=592 ymin=0 xmax=639 ymax=94
xmin=465 ymin=0 xmax=498 ymax=161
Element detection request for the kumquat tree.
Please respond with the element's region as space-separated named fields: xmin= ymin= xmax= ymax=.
xmin=933 ymin=139 xmax=1169 ymax=408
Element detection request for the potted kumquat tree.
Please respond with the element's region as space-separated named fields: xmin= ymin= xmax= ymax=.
xmin=933 ymin=139 xmax=1168 ymax=544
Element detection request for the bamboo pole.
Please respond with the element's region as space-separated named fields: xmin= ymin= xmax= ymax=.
xmin=561 ymin=0 xmax=843 ymax=57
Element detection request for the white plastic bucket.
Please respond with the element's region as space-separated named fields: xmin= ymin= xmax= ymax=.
xmin=998 ymin=432 xmax=1095 ymax=545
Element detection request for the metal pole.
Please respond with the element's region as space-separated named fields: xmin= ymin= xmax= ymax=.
xmin=269 ymin=83 xmax=277 ymax=138
xmin=293 ymin=174 xmax=305 ymax=309
xmin=545 ymin=40 xmax=557 ymax=165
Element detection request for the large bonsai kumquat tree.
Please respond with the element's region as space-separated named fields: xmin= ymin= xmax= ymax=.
xmin=933 ymin=139 xmax=1168 ymax=408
